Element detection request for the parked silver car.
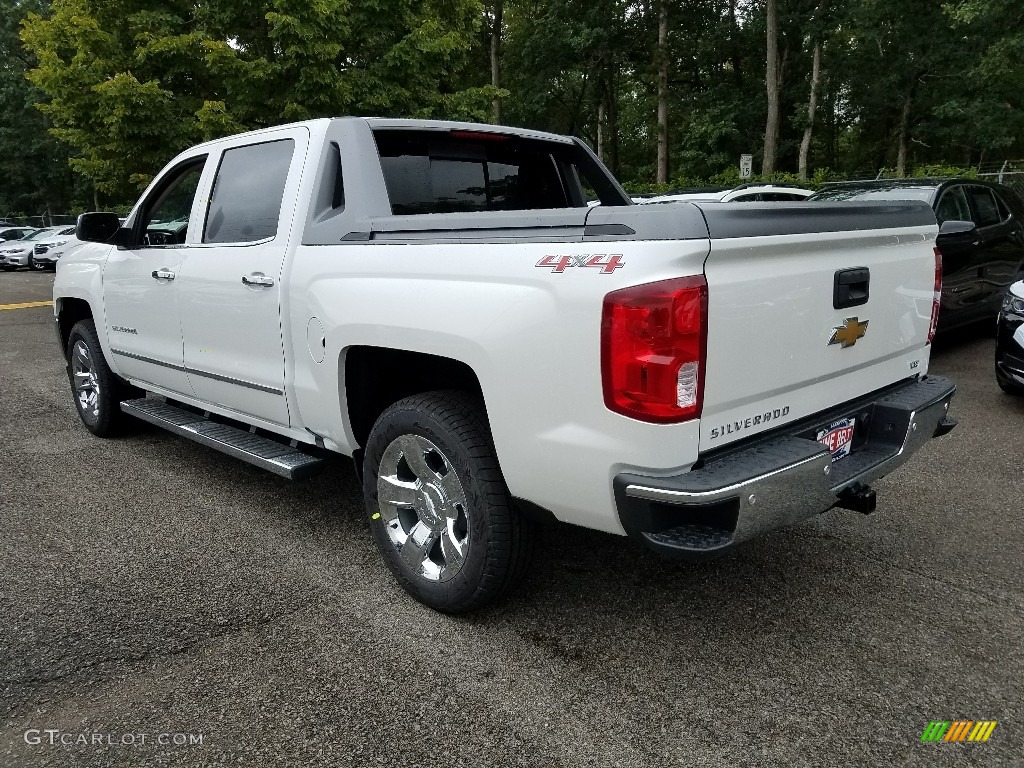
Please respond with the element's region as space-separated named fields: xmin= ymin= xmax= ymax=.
xmin=0 ymin=227 xmax=66 ymax=270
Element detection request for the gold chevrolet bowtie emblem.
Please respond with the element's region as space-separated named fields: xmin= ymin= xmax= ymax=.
xmin=829 ymin=317 xmax=869 ymax=348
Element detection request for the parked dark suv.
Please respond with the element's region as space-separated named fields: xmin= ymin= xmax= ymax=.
xmin=810 ymin=179 xmax=1024 ymax=333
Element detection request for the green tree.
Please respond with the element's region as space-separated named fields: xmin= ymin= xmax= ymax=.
xmin=0 ymin=0 xmax=81 ymax=217
xmin=22 ymin=1 xmax=216 ymax=201
xmin=941 ymin=0 xmax=1024 ymax=161
xmin=22 ymin=0 xmax=495 ymax=205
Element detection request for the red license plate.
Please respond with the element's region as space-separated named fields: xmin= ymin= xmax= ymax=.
xmin=816 ymin=417 xmax=856 ymax=461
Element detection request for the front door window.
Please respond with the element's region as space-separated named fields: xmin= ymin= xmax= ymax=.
xmin=138 ymin=160 xmax=205 ymax=247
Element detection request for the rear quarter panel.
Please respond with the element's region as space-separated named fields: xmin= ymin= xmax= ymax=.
xmin=286 ymin=237 xmax=710 ymax=534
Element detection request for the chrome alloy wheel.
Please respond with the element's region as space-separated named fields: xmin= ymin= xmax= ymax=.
xmin=377 ymin=434 xmax=470 ymax=583
xmin=71 ymin=339 xmax=100 ymax=418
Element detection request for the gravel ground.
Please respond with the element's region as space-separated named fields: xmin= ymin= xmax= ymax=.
xmin=1 ymin=270 xmax=1021 ymax=767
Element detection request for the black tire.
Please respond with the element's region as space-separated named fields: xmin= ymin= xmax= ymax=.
xmin=66 ymin=319 xmax=143 ymax=436
xmin=996 ymin=369 xmax=1024 ymax=395
xmin=362 ymin=390 xmax=534 ymax=613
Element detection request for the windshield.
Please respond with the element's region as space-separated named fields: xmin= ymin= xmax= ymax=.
xmin=811 ymin=186 xmax=936 ymax=203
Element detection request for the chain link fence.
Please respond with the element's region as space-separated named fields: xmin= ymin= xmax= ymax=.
xmin=977 ymin=161 xmax=1024 ymax=200
xmin=0 ymin=213 xmax=78 ymax=229
xmin=8 ymin=163 xmax=1024 ymax=222
xmin=840 ymin=161 xmax=1024 ymax=199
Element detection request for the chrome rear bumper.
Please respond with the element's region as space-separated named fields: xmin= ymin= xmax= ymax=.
xmin=614 ymin=375 xmax=957 ymax=558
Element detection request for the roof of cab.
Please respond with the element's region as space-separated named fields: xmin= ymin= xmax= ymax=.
xmin=185 ymin=117 xmax=575 ymax=154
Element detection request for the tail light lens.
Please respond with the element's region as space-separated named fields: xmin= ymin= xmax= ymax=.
xmin=601 ymin=276 xmax=708 ymax=423
xmin=928 ymin=247 xmax=942 ymax=344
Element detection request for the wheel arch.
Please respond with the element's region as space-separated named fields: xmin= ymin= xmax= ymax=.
xmin=55 ymin=297 xmax=95 ymax=360
xmin=342 ymin=346 xmax=486 ymax=451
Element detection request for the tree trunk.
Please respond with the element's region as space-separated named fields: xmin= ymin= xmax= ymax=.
xmin=896 ymin=94 xmax=912 ymax=177
xmin=656 ymin=0 xmax=669 ymax=184
xmin=607 ymin=73 xmax=620 ymax=175
xmin=597 ymin=99 xmax=606 ymax=161
xmin=93 ymin=186 xmax=99 ymax=211
xmin=823 ymin=91 xmax=831 ymax=169
xmin=729 ymin=0 xmax=742 ymax=86
xmin=490 ymin=1 xmax=503 ymax=123
xmin=762 ymin=0 xmax=780 ymax=176
xmin=798 ymin=40 xmax=822 ymax=181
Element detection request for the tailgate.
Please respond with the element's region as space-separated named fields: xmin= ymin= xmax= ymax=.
xmin=696 ymin=201 xmax=938 ymax=451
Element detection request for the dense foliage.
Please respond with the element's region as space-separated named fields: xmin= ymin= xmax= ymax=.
xmin=2 ymin=0 xmax=1022 ymax=212
xmin=0 ymin=0 xmax=80 ymax=217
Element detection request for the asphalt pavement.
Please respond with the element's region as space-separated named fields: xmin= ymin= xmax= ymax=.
xmin=1 ymin=270 xmax=1021 ymax=767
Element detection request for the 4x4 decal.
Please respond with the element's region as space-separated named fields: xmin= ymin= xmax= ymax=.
xmin=536 ymin=254 xmax=625 ymax=274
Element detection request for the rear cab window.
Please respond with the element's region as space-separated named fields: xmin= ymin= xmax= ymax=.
xmin=373 ymin=129 xmax=603 ymax=215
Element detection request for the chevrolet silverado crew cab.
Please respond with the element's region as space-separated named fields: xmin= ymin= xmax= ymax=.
xmin=55 ymin=118 xmax=957 ymax=612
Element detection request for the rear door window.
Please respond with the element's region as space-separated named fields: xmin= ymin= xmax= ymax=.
xmin=936 ymin=186 xmax=971 ymax=224
xmin=994 ymin=191 xmax=1014 ymax=221
xmin=374 ymin=130 xmax=588 ymax=215
xmin=203 ymin=139 xmax=295 ymax=244
xmin=965 ymin=186 xmax=1001 ymax=228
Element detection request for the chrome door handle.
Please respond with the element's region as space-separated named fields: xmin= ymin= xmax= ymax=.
xmin=151 ymin=269 xmax=175 ymax=281
xmin=241 ymin=273 xmax=274 ymax=287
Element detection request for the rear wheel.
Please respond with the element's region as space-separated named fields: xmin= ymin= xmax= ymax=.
xmin=362 ymin=391 xmax=534 ymax=613
xmin=66 ymin=319 xmax=143 ymax=436
xmin=996 ymin=366 xmax=1024 ymax=395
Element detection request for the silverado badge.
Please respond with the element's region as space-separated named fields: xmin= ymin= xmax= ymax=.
xmin=828 ymin=317 xmax=869 ymax=348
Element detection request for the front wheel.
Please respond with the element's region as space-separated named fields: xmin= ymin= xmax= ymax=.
xmin=363 ymin=391 xmax=534 ymax=613
xmin=66 ymin=319 xmax=142 ymax=436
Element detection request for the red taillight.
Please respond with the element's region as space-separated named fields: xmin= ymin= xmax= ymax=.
xmin=928 ymin=247 xmax=942 ymax=344
xmin=601 ymin=276 xmax=708 ymax=423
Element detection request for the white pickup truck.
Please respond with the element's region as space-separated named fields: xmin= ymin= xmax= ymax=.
xmin=55 ymin=118 xmax=957 ymax=612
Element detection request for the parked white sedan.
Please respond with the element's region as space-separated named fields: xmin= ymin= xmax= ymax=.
xmin=638 ymin=184 xmax=816 ymax=204
xmin=0 ymin=227 xmax=70 ymax=270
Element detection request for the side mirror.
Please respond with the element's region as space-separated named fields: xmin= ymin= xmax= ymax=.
xmin=938 ymin=219 xmax=978 ymax=238
xmin=76 ymin=212 xmax=131 ymax=246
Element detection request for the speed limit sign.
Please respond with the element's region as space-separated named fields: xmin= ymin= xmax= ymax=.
xmin=740 ymin=154 xmax=753 ymax=179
